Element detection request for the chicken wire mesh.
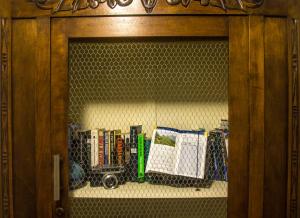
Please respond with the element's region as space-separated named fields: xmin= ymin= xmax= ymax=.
xmin=67 ymin=38 xmax=229 ymax=218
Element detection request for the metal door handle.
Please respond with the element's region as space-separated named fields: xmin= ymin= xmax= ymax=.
xmin=53 ymin=154 xmax=60 ymax=201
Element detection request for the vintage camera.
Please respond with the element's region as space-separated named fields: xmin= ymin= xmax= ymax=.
xmin=89 ymin=165 xmax=126 ymax=189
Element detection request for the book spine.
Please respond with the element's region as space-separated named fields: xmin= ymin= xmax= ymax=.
xmin=104 ymin=131 xmax=109 ymax=165
xmin=129 ymin=125 xmax=142 ymax=182
xmin=117 ymin=137 xmax=124 ymax=166
xmin=91 ymin=129 xmax=99 ymax=168
xmin=99 ymin=130 xmax=105 ymax=167
xmin=138 ymin=134 xmax=145 ymax=182
xmin=110 ymin=130 xmax=115 ymax=166
xmin=108 ymin=131 xmax=111 ymax=165
xmin=124 ymin=136 xmax=130 ymax=165
xmin=82 ymin=130 xmax=91 ymax=179
xmin=144 ymin=139 xmax=151 ymax=168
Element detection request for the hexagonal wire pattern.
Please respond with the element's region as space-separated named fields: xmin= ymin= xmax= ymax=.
xmin=68 ymin=38 xmax=229 ymax=218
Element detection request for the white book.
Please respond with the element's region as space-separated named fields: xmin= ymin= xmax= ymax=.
xmin=91 ymin=129 xmax=99 ymax=167
xmin=145 ymin=127 xmax=207 ymax=179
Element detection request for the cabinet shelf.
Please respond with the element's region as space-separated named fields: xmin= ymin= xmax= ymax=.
xmin=69 ymin=181 xmax=227 ymax=199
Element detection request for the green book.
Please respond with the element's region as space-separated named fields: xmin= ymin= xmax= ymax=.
xmin=137 ymin=133 xmax=145 ymax=182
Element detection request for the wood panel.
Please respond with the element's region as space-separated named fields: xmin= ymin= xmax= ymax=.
xmin=287 ymin=18 xmax=300 ymax=218
xmin=0 ymin=0 xmax=10 ymax=17
xmin=35 ymin=17 xmax=52 ymax=218
xmin=12 ymin=19 xmax=37 ymax=218
xmin=289 ymin=0 xmax=300 ymax=19
xmin=59 ymin=16 xmax=228 ymax=38
xmin=248 ymin=15 xmax=265 ymax=218
xmin=264 ymin=17 xmax=288 ymax=218
xmin=0 ymin=17 xmax=12 ymax=218
xmin=51 ymin=19 xmax=69 ymax=218
xmin=228 ymin=16 xmax=250 ymax=218
xmin=12 ymin=0 xmax=287 ymax=18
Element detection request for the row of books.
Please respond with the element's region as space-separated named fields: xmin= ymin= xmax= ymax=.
xmin=69 ymin=125 xmax=151 ymax=182
xmin=68 ymin=120 xmax=229 ymax=189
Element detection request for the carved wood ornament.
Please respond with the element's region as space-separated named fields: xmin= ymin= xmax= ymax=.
xmin=290 ymin=19 xmax=299 ymax=218
xmin=34 ymin=0 xmax=264 ymax=13
xmin=0 ymin=17 xmax=10 ymax=218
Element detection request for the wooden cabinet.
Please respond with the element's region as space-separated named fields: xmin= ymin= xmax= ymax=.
xmin=0 ymin=1 xmax=299 ymax=218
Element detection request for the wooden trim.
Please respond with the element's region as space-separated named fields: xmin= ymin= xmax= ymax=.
xmin=56 ymin=16 xmax=229 ymax=38
xmin=248 ymin=15 xmax=265 ymax=218
xmin=35 ymin=17 xmax=52 ymax=218
xmin=264 ymin=17 xmax=288 ymax=218
xmin=288 ymin=18 xmax=300 ymax=218
xmin=33 ymin=0 xmax=263 ymax=15
xmin=228 ymin=16 xmax=250 ymax=218
xmin=0 ymin=17 xmax=13 ymax=218
xmin=51 ymin=19 xmax=69 ymax=218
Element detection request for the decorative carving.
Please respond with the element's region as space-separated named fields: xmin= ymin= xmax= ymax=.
xmin=290 ymin=19 xmax=299 ymax=218
xmin=33 ymin=0 xmax=264 ymax=14
xmin=0 ymin=17 xmax=10 ymax=218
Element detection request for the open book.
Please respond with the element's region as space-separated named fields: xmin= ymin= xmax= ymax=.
xmin=145 ymin=127 xmax=207 ymax=179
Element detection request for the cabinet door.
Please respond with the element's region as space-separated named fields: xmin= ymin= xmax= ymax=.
xmin=49 ymin=16 xmax=250 ymax=218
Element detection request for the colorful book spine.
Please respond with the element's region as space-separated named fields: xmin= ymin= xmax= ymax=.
xmin=91 ymin=129 xmax=99 ymax=168
xmin=117 ymin=137 xmax=124 ymax=166
xmin=110 ymin=130 xmax=115 ymax=165
xmin=98 ymin=129 xmax=105 ymax=167
xmin=124 ymin=136 xmax=131 ymax=165
xmin=114 ymin=130 xmax=121 ymax=165
xmin=137 ymin=133 xmax=145 ymax=182
xmin=129 ymin=125 xmax=142 ymax=182
xmin=104 ymin=131 xmax=110 ymax=165
xmin=144 ymin=138 xmax=151 ymax=168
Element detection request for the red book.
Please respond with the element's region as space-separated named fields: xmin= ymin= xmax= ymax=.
xmin=117 ymin=137 xmax=124 ymax=166
xmin=98 ymin=129 xmax=105 ymax=167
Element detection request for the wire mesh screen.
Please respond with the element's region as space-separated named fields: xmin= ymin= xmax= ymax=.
xmin=68 ymin=38 xmax=229 ymax=218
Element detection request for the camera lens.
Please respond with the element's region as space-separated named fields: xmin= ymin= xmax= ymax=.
xmin=102 ymin=174 xmax=119 ymax=189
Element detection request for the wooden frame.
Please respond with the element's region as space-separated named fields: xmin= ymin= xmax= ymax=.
xmin=0 ymin=17 xmax=13 ymax=218
xmin=50 ymin=15 xmax=256 ymax=218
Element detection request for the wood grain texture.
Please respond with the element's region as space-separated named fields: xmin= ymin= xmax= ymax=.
xmin=289 ymin=0 xmax=300 ymax=19
xmin=35 ymin=17 xmax=52 ymax=218
xmin=12 ymin=19 xmax=37 ymax=218
xmin=264 ymin=17 xmax=288 ymax=218
xmin=51 ymin=19 xmax=69 ymax=218
xmin=228 ymin=16 xmax=249 ymax=218
xmin=59 ymin=16 xmax=228 ymax=37
xmin=12 ymin=0 xmax=287 ymax=18
xmin=0 ymin=17 xmax=13 ymax=218
xmin=248 ymin=15 xmax=265 ymax=218
xmin=287 ymin=18 xmax=300 ymax=218
xmin=0 ymin=0 xmax=10 ymax=17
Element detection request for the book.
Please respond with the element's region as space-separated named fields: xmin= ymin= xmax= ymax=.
xmin=114 ymin=130 xmax=121 ymax=165
xmin=206 ymin=130 xmax=228 ymax=181
xmin=137 ymin=133 xmax=145 ymax=182
xmin=145 ymin=127 xmax=207 ymax=179
xmin=104 ymin=131 xmax=110 ymax=165
xmin=110 ymin=130 xmax=115 ymax=165
xmin=129 ymin=125 xmax=142 ymax=181
xmin=78 ymin=130 xmax=91 ymax=179
xmin=91 ymin=129 xmax=99 ymax=168
xmin=144 ymin=138 xmax=151 ymax=168
xmin=124 ymin=136 xmax=131 ymax=165
xmin=98 ymin=129 xmax=105 ymax=167
xmin=117 ymin=137 xmax=124 ymax=166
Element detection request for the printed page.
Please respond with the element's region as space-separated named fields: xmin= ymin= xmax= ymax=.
xmin=174 ymin=132 xmax=207 ymax=179
xmin=145 ymin=128 xmax=179 ymax=175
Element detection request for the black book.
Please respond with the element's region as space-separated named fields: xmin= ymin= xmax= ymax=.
xmin=129 ymin=125 xmax=142 ymax=182
xmin=206 ymin=130 xmax=227 ymax=181
xmin=78 ymin=130 xmax=91 ymax=180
